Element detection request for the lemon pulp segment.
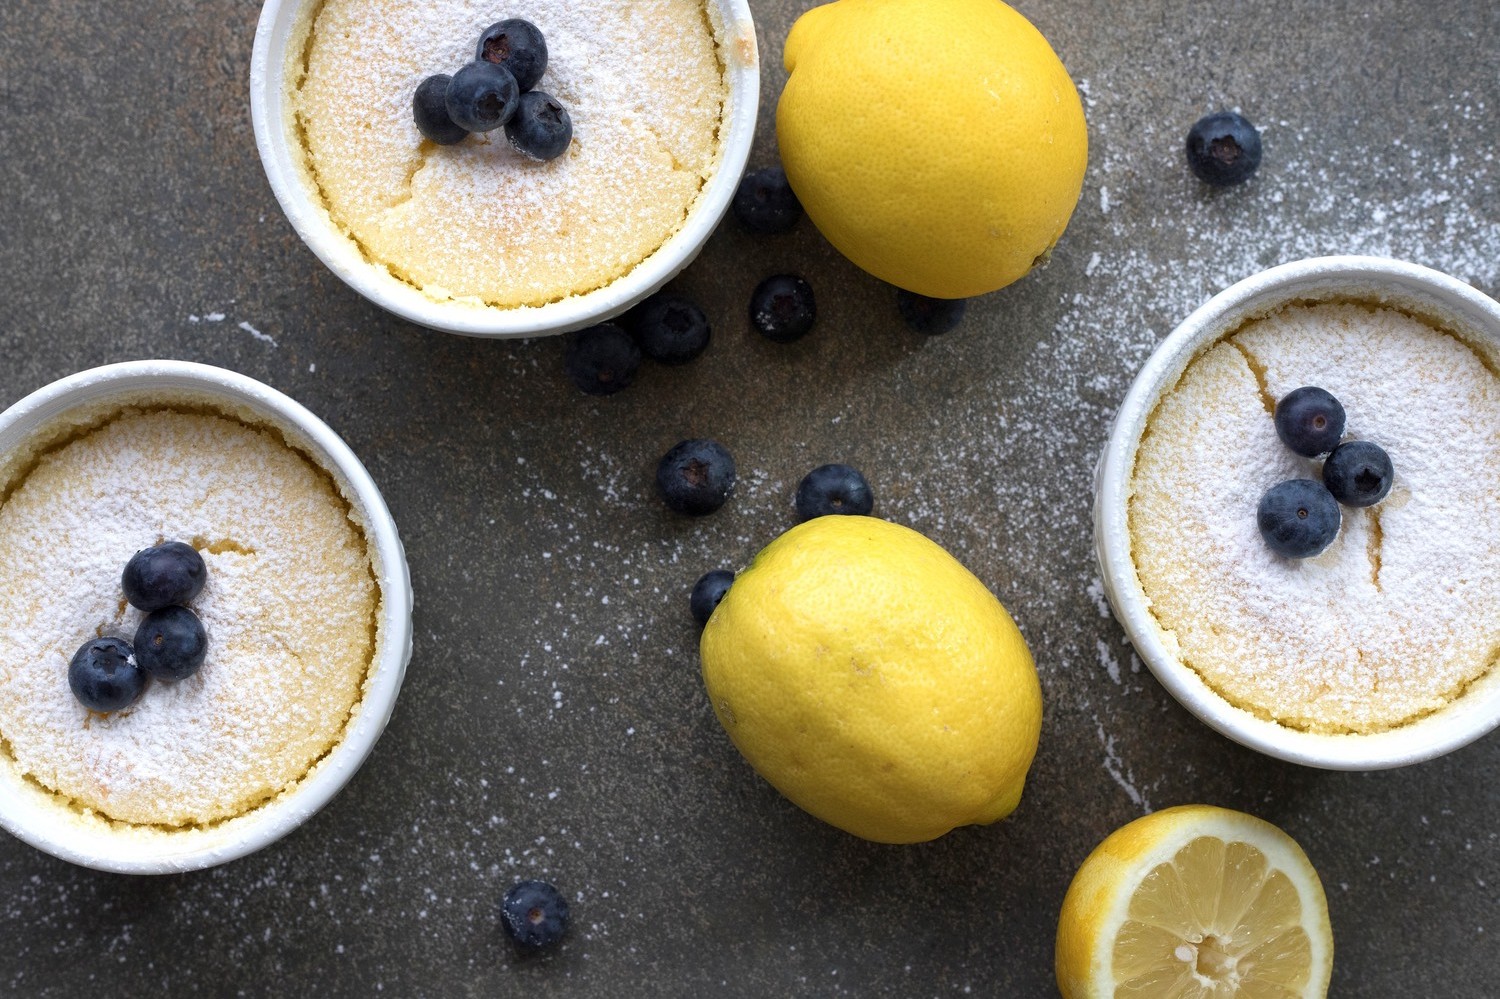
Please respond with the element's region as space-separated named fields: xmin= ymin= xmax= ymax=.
xmin=1112 ymin=836 xmax=1315 ymax=997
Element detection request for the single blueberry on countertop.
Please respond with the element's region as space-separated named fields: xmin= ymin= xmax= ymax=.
xmin=500 ymin=880 xmax=570 ymax=951
xmin=1274 ymin=386 xmax=1346 ymax=457
xmin=476 ymin=18 xmax=548 ymax=93
xmin=690 ymin=570 xmax=734 ymax=626
xmin=629 ymin=293 xmax=711 ymax=365
xmin=68 ymin=637 xmax=147 ymax=713
xmin=1185 ymin=111 xmax=1263 ymax=186
xmin=565 ymin=324 xmax=641 ymax=396
xmin=122 ymin=541 xmax=206 ymax=612
xmin=445 ymin=61 xmax=519 ymax=133
xmin=412 ymin=74 xmax=469 ymax=145
xmin=732 ymin=166 xmax=803 ymax=234
xmin=795 ymin=464 xmax=875 ymax=521
xmin=505 ymin=91 xmax=572 ymax=161
xmin=1323 ymin=440 xmax=1394 ymax=507
xmin=896 ymin=290 xmax=967 ymax=335
xmin=1257 ymin=479 xmax=1341 ymax=559
xmin=657 ymin=439 xmax=736 ymax=516
xmin=134 ymin=605 xmax=208 ymax=682
xmin=749 ymin=274 xmax=816 ymax=343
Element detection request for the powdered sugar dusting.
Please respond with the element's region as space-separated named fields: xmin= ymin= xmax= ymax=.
xmin=1131 ymin=303 xmax=1500 ymax=732
xmin=0 ymin=410 xmax=377 ymax=826
xmin=292 ymin=0 xmax=727 ymax=307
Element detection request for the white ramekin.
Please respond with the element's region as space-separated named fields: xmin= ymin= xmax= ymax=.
xmin=1094 ymin=256 xmax=1500 ymax=770
xmin=0 ymin=361 xmax=414 ymax=873
xmin=249 ymin=0 xmax=759 ymax=338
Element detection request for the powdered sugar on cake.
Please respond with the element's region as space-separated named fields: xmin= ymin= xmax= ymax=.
xmin=289 ymin=0 xmax=726 ymax=307
xmin=0 ymin=410 xmax=377 ymax=827
xmin=1129 ymin=303 xmax=1500 ymax=733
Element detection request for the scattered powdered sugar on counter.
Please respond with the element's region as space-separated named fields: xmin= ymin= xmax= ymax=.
xmin=238 ymin=321 xmax=277 ymax=347
xmin=1095 ymin=719 xmax=1151 ymax=812
xmin=861 ymin=82 xmax=1500 ymax=798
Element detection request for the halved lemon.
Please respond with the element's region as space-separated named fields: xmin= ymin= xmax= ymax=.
xmin=1056 ymin=805 xmax=1334 ymax=998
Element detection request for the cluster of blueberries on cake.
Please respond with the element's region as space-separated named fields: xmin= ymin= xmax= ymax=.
xmin=412 ymin=18 xmax=573 ymax=162
xmin=1257 ymin=387 xmax=1395 ymax=558
xmin=68 ymin=542 xmax=210 ymax=713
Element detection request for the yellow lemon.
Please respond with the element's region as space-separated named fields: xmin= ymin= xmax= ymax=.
xmin=776 ymin=0 xmax=1089 ymax=299
xmin=1056 ymin=805 xmax=1334 ymax=998
xmin=699 ymin=516 xmax=1041 ymax=844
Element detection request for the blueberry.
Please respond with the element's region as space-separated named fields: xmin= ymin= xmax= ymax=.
xmin=565 ymin=324 xmax=641 ymax=396
xmin=412 ymin=74 xmax=468 ymax=145
xmin=629 ymin=293 xmax=711 ymax=365
xmin=1323 ymin=440 xmax=1393 ymax=507
xmin=505 ymin=91 xmax=572 ymax=161
xmin=134 ymin=605 xmax=208 ymax=682
xmin=732 ymin=166 xmax=803 ymax=234
xmin=1257 ymin=479 xmax=1341 ymax=559
xmin=68 ymin=637 xmax=146 ymax=713
xmin=122 ymin=541 xmax=206 ymax=612
xmin=749 ymin=275 xmax=816 ymax=343
xmin=476 ymin=18 xmax=548 ymax=93
xmin=1185 ymin=111 xmax=1263 ymax=186
xmin=500 ymin=880 xmax=570 ymax=951
xmin=795 ymin=464 xmax=875 ymax=521
xmin=690 ymin=570 xmax=734 ymax=625
xmin=1274 ymin=386 xmax=1346 ymax=457
xmin=657 ymin=439 xmax=736 ymax=516
xmin=445 ymin=61 xmax=519 ymax=133
xmin=896 ymin=290 xmax=967 ymax=335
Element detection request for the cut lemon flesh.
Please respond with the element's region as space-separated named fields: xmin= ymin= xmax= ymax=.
xmin=1056 ymin=805 xmax=1333 ymax=999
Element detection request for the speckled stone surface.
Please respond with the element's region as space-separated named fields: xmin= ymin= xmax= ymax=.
xmin=1 ymin=1 xmax=1497 ymax=995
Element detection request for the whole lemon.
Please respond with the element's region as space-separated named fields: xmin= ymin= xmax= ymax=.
xmin=699 ymin=516 xmax=1042 ymax=844
xmin=776 ymin=0 xmax=1088 ymax=299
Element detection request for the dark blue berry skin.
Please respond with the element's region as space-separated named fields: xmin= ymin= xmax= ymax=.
xmin=500 ymin=880 xmax=570 ymax=951
xmin=477 ymin=19 xmax=548 ymax=93
xmin=134 ymin=605 xmax=208 ymax=682
xmin=749 ymin=275 xmax=816 ymax=343
xmin=1274 ymin=386 xmax=1346 ymax=457
xmin=690 ymin=570 xmax=734 ymax=625
xmin=445 ymin=61 xmax=519 ymax=133
xmin=630 ymin=293 xmax=711 ymax=365
xmin=122 ymin=541 xmax=206 ymax=612
xmin=565 ymin=324 xmax=641 ymax=396
xmin=657 ymin=439 xmax=736 ymax=516
xmin=795 ymin=464 xmax=875 ymax=521
xmin=896 ymin=290 xmax=967 ymax=335
xmin=1185 ymin=111 xmax=1263 ymax=186
xmin=68 ymin=637 xmax=146 ymax=713
xmin=412 ymin=74 xmax=468 ymax=145
xmin=1257 ymin=479 xmax=1341 ymax=559
xmin=732 ymin=167 xmax=803 ymax=234
xmin=1323 ymin=440 xmax=1394 ymax=507
xmin=505 ymin=91 xmax=572 ymax=161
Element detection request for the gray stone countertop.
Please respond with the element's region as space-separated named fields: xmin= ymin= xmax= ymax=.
xmin=1 ymin=0 xmax=1496 ymax=995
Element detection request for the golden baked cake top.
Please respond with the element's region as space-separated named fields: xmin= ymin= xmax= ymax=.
xmin=0 ymin=408 xmax=378 ymax=828
xmin=1129 ymin=302 xmax=1500 ymax=734
xmin=286 ymin=0 xmax=728 ymax=308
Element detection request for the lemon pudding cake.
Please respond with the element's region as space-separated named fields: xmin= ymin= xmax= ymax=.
xmin=284 ymin=0 xmax=729 ymax=309
xmin=0 ymin=403 xmax=379 ymax=829
xmin=1129 ymin=301 xmax=1500 ymax=734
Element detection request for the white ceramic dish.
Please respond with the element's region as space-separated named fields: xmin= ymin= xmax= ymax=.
xmin=0 ymin=361 xmax=414 ymax=873
xmin=1094 ymin=256 xmax=1500 ymax=770
xmin=249 ymin=0 xmax=760 ymax=338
